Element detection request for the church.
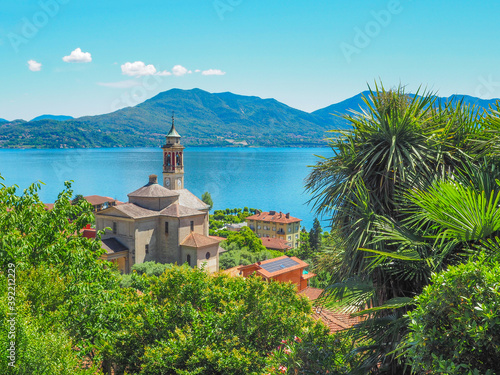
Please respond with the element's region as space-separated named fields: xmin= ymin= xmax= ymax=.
xmin=95 ymin=116 xmax=221 ymax=273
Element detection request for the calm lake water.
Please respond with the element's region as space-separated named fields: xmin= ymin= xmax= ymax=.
xmin=0 ymin=147 xmax=333 ymax=229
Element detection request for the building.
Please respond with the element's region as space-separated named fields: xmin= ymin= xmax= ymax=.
xmin=245 ymin=211 xmax=301 ymax=248
xmin=95 ymin=115 xmax=221 ymax=274
xmin=224 ymin=222 xmax=247 ymax=232
xmin=260 ymin=237 xmax=291 ymax=251
xmin=224 ymin=255 xmax=315 ymax=292
xmin=83 ymin=195 xmax=122 ymax=213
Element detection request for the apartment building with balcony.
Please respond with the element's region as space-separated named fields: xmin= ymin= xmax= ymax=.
xmin=245 ymin=210 xmax=301 ymax=248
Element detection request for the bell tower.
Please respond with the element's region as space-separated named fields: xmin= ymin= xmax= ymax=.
xmin=162 ymin=112 xmax=185 ymax=190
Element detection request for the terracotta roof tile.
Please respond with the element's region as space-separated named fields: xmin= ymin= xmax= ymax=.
xmin=260 ymin=237 xmax=291 ymax=250
xmin=245 ymin=211 xmax=301 ymax=224
xmin=82 ymin=195 xmax=117 ymax=205
xmin=312 ymin=308 xmax=360 ymax=333
xmin=298 ymin=287 xmax=324 ymax=301
xmin=180 ymin=232 xmax=221 ymax=248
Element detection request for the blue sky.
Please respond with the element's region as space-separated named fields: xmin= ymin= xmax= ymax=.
xmin=1 ymin=0 xmax=499 ymax=120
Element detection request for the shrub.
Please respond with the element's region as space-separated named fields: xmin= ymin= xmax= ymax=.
xmin=403 ymin=257 xmax=500 ymax=374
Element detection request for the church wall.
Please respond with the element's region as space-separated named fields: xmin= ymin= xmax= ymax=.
xmin=178 ymin=214 xmax=207 ymax=241
xmin=97 ymin=216 xmax=135 ymax=252
xmin=134 ymin=218 xmax=158 ymax=264
xmin=196 ymin=244 xmax=219 ymax=273
xmin=129 ymin=196 xmax=178 ymax=211
xmin=156 ymin=217 xmax=181 ymax=264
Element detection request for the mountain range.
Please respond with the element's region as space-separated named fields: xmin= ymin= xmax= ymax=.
xmin=0 ymin=88 xmax=498 ymax=149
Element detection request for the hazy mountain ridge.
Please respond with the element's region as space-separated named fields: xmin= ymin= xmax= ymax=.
xmin=1 ymin=88 xmax=499 ymax=149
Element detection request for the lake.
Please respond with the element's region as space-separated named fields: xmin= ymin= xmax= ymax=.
xmin=0 ymin=147 xmax=333 ymax=229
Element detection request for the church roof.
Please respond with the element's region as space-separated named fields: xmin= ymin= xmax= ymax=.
xmin=108 ymin=203 xmax=158 ymax=219
xmin=128 ymin=183 xmax=180 ymax=198
xmin=177 ymin=189 xmax=210 ymax=211
xmin=101 ymin=238 xmax=129 ymax=254
xmin=180 ymin=232 xmax=221 ymax=248
xmin=167 ymin=124 xmax=180 ymax=138
xmin=160 ymin=203 xmax=205 ymax=217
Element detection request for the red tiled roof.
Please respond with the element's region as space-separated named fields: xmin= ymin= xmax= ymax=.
xmin=181 ymin=232 xmax=221 ymax=248
xmin=260 ymin=237 xmax=291 ymax=250
xmin=254 ymin=255 xmax=308 ymax=278
xmin=298 ymin=287 xmax=324 ymax=301
xmin=245 ymin=211 xmax=301 ymax=224
xmin=83 ymin=195 xmax=118 ymax=206
xmin=312 ymin=308 xmax=360 ymax=333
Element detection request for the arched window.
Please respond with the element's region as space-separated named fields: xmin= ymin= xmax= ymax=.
xmin=187 ymin=254 xmax=191 ymax=266
xmin=166 ymin=154 xmax=171 ymax=166
xmin=176 ymin=153 xmax=180 ymax=166
xmin=205 ymin=252 xmax=210 ymax=260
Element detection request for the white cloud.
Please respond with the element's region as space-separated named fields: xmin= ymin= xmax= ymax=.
xmin=156 ymin=70 xmax=172 ymax=76
xmin=27 ymin=60 xmax=41 ymax=72
xmin=172 ymin=65 xmax=188 ymax=76
xmin=62 ymin=48 xmax=92 ymax=63
xmin=121 ymin=61 xmax=157 ymax=76
xmin=97 ymin=80 xmax=142 ymax=88
xmin=202 ymin=69 xmax=226 ymax=76
xmin=195 ymin=69 xmax=201 ymax=73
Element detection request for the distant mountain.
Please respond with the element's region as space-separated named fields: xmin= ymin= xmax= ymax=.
xmin=313 ymin=91 xmax=500 ymax=125
xmin=0 ymin=88 xmax=348 ymax=149
xmin=1 ymin=88 xmax=499 ymax=149
xmin=31 ymin=115 xmax=74 ymax=122
xmin=0 ymin=118 xmax=8 ymax=123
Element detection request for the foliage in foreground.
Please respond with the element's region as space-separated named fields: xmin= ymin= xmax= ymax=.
xmin=306 ymin=83 xmax=500 ymax=373
xmin=402 ymin=256 xmax=500 ymax=375
xmin=0 ymin=177 xmax=350 ymax=374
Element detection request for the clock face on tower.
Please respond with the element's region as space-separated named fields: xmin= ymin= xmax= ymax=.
xmin=165 ymin=178 xmax=170 ymax=188
xmin=177 ymin=178 xmax=182 ymax=187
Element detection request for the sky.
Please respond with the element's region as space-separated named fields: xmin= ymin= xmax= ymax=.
xmin=1 ymin=0 xmax=500 ymax=121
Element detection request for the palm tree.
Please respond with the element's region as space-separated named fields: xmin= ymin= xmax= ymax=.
xmin=306 ymin=83 xmax=498 ymax=373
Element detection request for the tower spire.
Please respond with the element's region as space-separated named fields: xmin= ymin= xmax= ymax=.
xmin=166 ymin=110 xmax=180 ymax=139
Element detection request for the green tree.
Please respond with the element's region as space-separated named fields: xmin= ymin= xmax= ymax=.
xmin=71 ymin=194 xmax=86 ymax=205
xmin=201 ymin=191 xmax=213 ymax=211
xmin=306 ymin=83 xmax=496 ymax=373
xmin=403 ymin=256 xmax=500 ymax=374
xmin=224 ymin=226 xmax=267 ymax=253
xmin=308 ymin=218 xmax=322 ymax=251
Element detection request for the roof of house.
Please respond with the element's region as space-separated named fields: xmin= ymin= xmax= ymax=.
xmin=160 ymin=204 xmax=205 ymax=217
xmin=221 ymin=266 xmax=242 ymax=277
xmin=260 ymin=237 xmax=291 ymax=250
xmin=177 ymin=189 xmax=210 ymax=211
xmin=245 ymin=211 xmax=301 ymax=224
xmin=312 ymin=308 xmax=360 ymax=333
xmin=83 ymin=195 xmax=117 ymax=205
xmin=101 ymin=238 xmax=129 ymax=254
xmin=128 ymin=183 xmax=180 ymax=198
xmin=180 ymin=232 xmax=221 ymax=248
xmin=252 ymin=255 xmax=308 ymax=278
xmin=298 ymin=287 xmax=324 ymax=301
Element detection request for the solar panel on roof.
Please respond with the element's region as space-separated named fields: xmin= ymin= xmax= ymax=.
xmin=260 ymin=257 xmax=299 ymax=273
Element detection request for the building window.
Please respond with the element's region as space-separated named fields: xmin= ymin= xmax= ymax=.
xmin=258 ymin=225 xmax=261 ymax=229
xmin=205 ymin=252 xmax=211 ymax=260
xmin=190 ymin=221 xmax=194 ymax=231
xmin=288 ymin=236 xmax=291 ymax=241
xmin=295 ymin=226 xmax=299 ymax=231
xmin=187 ymin=254 xmax=191 ymax=266
xmin=112 ymin=222 xmax=117 ymax=234
xmin=165 ymin=222 xmax=169 ymax=234
xmin=272 ymin=226 xmax=276 ymax=231
xmin=288 ymin=227 xmax=291 ymax=232
xmin=145 ymin=244 xmax=149 ymax=254
xmin=295 ymin=234 xmax=299 ymax=239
